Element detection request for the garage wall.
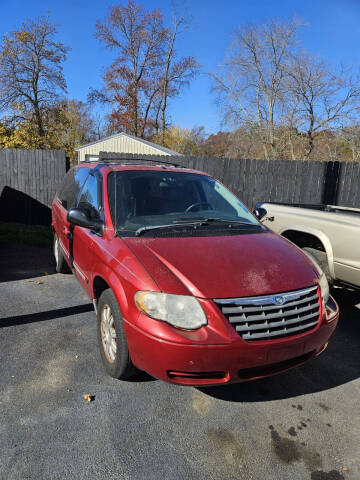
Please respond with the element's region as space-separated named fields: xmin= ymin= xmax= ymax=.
xmin=77 ymin=133 xmax=180 ymax=162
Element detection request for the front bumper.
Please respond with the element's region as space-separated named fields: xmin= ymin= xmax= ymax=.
xmin=125 ymin=295 xmax=339 ymax=386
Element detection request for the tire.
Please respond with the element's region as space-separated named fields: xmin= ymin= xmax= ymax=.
xmin=53 ymin=233 xmax=70 ymax=273
xmin=97 ymin=288 xmax=137 ymax=379
xmin=302 ymin=247 xmax=332 ymax=283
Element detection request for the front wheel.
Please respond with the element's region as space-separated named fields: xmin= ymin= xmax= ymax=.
xmin=97 ymin=289 xmax=137 ymax=379
xmin=53 ymin=233 xmax=70 ymax=273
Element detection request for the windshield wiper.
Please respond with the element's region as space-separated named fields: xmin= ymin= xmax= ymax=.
xmin=135 ymin=221 xmax=206 ymax=236
xmin=135 ymin=218 xmax=260 ymax=236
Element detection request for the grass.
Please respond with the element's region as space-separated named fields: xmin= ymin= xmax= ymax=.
xmin=0 ymin=222 xmax=52 ymax=248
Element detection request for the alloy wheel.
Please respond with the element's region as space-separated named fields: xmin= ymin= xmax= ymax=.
xmin=100 ymin=304 xmax=117 ymax=363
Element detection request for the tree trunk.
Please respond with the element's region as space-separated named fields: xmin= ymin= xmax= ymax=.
xmin=34 ymin=104 xmax=45 ymax=146
xmin=140 ymin=87 xmax=160 ymax=138
xmin=161 ymin=25 xmax=177 ymax=145
xmin=154 ymin=101 xmax=161 ymax=134
xmin=289 ymin=134 xmax=296 ymax=160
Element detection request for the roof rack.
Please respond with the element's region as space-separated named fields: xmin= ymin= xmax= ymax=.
xmin=97 ymin=158 xmax=184 ymax=168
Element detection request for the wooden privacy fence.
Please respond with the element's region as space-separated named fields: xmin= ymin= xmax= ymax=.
xmin=100 ymin=152 xmax=360 ymax=209
xmin=0 ymin=149 xmax=67 ymax=225
xmin=1 ymin=148 xmax=358 ymax=226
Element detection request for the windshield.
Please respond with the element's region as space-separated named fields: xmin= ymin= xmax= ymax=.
xmin=108 ymin=170 xmax=261 ymax=236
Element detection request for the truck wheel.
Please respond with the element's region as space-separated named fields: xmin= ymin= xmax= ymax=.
xmin=53 ymin=233 xmax=70 ymax=273
xmin=97 ymin=289 xmax=137 ymax=379
xmin=302 ymin=247 xmax=332 ymax=283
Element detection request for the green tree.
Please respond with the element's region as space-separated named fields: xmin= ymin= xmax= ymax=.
xmin=152 ymin=125 xmax=205 ymax=155
xmin=0 ymin=122 xmax=15 ymax=148
xmin=0 ymin=15 xmax=70 ymax=146
xmin=0 ymin=99 xmax=95 ymax=162
xmin=47 ymin=99 xmax=95 ymax=162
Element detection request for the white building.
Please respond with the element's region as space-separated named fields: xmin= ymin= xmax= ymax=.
xmin=76 ymin=132 xmax=180 ymax=163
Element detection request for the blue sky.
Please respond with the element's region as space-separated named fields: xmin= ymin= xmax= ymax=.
xmin=1 ymin=0 xmax=360 ymax=134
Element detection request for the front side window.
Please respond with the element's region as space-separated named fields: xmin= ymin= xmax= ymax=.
xmin=77 ymin=174 xmax=101 ymax=220
xmin=108 ymin=171 xmax=263 ymax=237
xmin=57 ymin=167 xmax=90 ymax=210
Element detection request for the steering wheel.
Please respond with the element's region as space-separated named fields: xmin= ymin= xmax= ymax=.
xmin=184 ymin=202 xmax=213 ymax=214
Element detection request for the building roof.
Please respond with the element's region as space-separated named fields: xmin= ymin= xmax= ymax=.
xmin=75 ymin=132 xmax=181 ymax=156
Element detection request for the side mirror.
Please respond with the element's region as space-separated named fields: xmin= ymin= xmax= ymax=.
xmin=67 ymin=207 xmax=104 ymax=234
xmin=253 ymin=206 xmax=267 ymax=221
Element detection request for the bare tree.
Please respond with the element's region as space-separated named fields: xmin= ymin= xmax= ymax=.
xmin=94 ymin=1 xmax=166 ymax=137
xmin=159 ymin=9 xmax=199 ymax=144
xmin=92 ymin=1 xmax=198 ymax=140
xmin=213 ymin=19 xmax=302 ymax=159
xmin=91 ymin=111 xmax=108 ymax=140
xmin=339 ymin=125 xmax=360 ymax=161
xmin=286 ymin=54 xmax=360 ymax=158
xmin=0 ymin=15 xmax=69 ymax=144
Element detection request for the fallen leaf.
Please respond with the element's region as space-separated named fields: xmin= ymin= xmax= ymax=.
xmin=37 ymin=280 xmax=44 ymax=285
xmin=83 ymin=394 xmax=95 ymax=403
xmin=43 ymin=271 xmax=48 ymax=275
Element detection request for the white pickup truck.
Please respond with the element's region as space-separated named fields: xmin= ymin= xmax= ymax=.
xmin=255 ymin=203 xmax=360 ymax=289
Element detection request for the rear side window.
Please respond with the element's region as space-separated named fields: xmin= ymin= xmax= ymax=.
xmin=57 ymin=168 xmax=90 ymax=210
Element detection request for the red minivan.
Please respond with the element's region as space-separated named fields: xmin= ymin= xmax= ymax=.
xmin=52 ymin=161 xmax=339 ymax=386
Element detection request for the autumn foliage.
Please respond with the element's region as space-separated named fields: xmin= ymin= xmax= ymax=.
xmin=92 ymin=1 xmax=199 ymax=140
xmin=1 ymin=6 xmax=360 ymax=162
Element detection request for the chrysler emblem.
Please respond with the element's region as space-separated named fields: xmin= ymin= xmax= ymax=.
xmin=272 ymin=295 xmax=286 ymax=305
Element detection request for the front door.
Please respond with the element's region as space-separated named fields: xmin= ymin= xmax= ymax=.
xmin=71 ymin=172 xmax=103 ymax=296
xmin=56 ymin=167 xmax=90 ymax=263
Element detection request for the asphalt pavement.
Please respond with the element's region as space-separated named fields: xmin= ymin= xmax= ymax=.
xmin=0 ymin=242 xmax=359 ymax=480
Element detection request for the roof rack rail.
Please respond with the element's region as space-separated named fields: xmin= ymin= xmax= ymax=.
xmin=98 ymin=158 xmax=184 ymax=168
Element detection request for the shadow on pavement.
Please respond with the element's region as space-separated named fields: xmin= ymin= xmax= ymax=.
xmin=125 ymin=371 xmax=157 ymax=383
xmin=0 ymin=303 xmax=94 ymax=328
xmin=200 ymin=287 xmax=360 ymax=402
xmin=0 ymin=242 xmax=57 ymax=283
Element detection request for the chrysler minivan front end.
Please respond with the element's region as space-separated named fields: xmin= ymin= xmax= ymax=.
xmin=53 ymin=163 xmax=339 ymax=386
xmin=121 ymin=230 xmax=338 ymax=386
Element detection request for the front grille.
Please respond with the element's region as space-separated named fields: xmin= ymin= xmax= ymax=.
xmin=214 ymin=285 xmax=320 ymax=341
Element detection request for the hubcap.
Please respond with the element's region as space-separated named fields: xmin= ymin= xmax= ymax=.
xmin=100 ymin=304 xmax=117 ymax=363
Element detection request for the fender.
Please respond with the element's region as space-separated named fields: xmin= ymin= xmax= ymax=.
xmin=90 ymin=253 xmax=158 ymax=323
xmin=90 ymin=268 xmax=143 ymax=363
xmin=279 ymin=225 xmax=335 ymax=279
xmin=90 ymin=267 xmax=130 ymax=319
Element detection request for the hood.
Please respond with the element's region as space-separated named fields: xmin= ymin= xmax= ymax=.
xmin=122 ymin=232 xmax=319 ymax=299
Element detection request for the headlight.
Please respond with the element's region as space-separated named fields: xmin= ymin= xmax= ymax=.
xmin=319 ymin=272 xmax=329 ymax=305
xmin=135 ymin=291 xmax=207 ymax=330
xmin=301 ymin=250 xmax=330 ymax=305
